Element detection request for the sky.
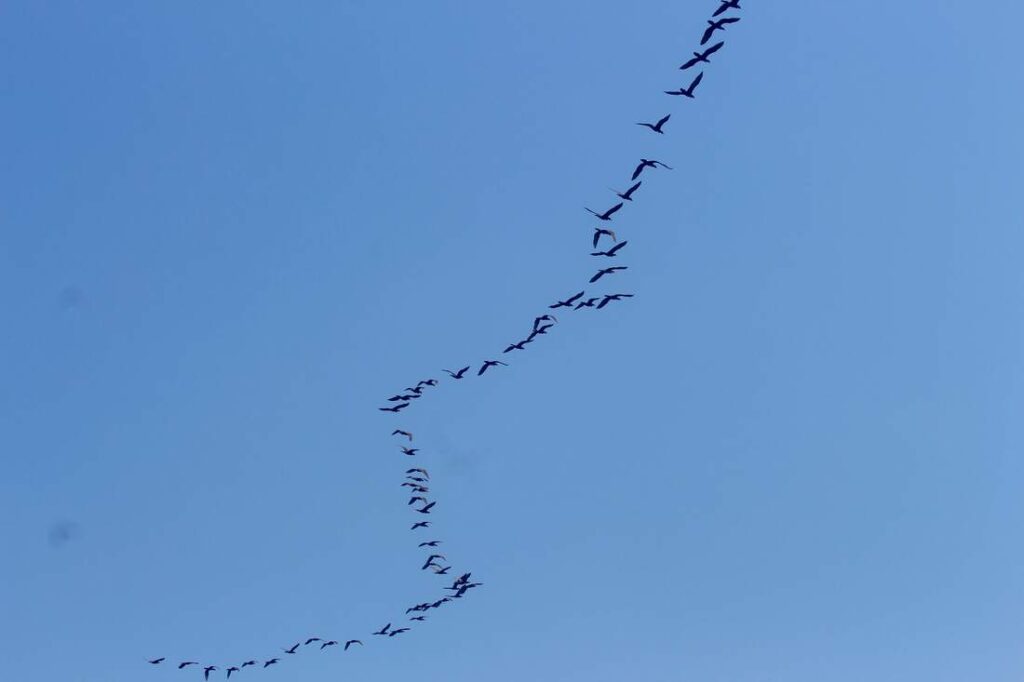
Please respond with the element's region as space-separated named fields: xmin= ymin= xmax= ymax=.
xmin=2 ymin=1 xmax=1024 ymax=680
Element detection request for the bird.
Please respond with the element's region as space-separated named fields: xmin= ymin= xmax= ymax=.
xmin=416 ymin=501 xmax=437 ymax=514
xmin=637 ymin=114 xmax=670 ymax=133
xmin=411 ymin=521 xmax=430 ymax=529
xmin=387 ymin=394 xmax=416 ymax=402
xmin=401 ymin=446 xmax=419 ymax=456
xmin=701 ymin=16 xmax=740 ymax=44
xmin=178 ymin=662 xmax=198 ymax=670
xmin=304 ymin=637 xmax=321 ymax=646
xmin=665 ymin=72 xmax=703 ymax=98
xmin=422 ymin=559 xmax=442 ymax=571
xmin=203 ymin=666 xmax=217 ymax=680
xmin=680 ymin=41 xmax=724 ymax=69
xmin=404 ymin=385 xmax=425 ymax=395
xmin=712 ymin=0 xmax=741 ymax=17
xmin=589 ymin=266 xmax=628 ymax=283
xmin=591 ymin=240 xmax=628 ymax=257
xmin=550 ymin=290 xmax=586 ymax=309
xmin=503 ymin=338 xmax=533 ymax=353
xmin=226 ymin=667 xmax=240 ymax=679
xmin=416 ymin=379 xmax=438 ymax=387
xmin=478 ymin=360 xmax=508 ymax=376
xmin=444 ymin=366 xmax=470 ymax=379
xmin=585 ymin=202 xmax=624 ymax=221
xmin=406 ymin=467 xmax=429 ymax=478
xmin=240 ymin=661 xmax=257 ymax=669
xmin=373 ymin=623 xmax=391 ymax=636
xmin=432 ymin=565 xmax=451 ymax=575
xmin=283 ymin=642 xmax=300 ymax=654
xmin=425 ymin=553 xmax=447 ymax=564
xmin=263 ymin=659 xmax=279 ymax=668
xmin=379 ymin=403 xmax=410 ymax=413
xmin=321 ymin=640 xmax=338 ymax=650
xmin=389 ymin=628 xmax=410 ymax=637
xmin=392 ymin=429 xmax=413 ymax=440
xmin=527 ymin=324 xmax=553 ymax=342
xmin=409 ymin=496 xmax=428 ymax=506
xmin=612 ymin=181 xmax=642 ymax=202
xmin=533 ymin=314 xmax=557 ymax=329
xmin=344 ymin=640 xmax=363 ymax=651
xmin=597 ymin=293 xmax=635 ymax=309
xmin=631 ymin=159 xmax=673 ymax=181
xmin=148 ymin=658 xmax=165 ymax=665
xmin=593 ymin=227 xmax=617 ymax=249
xmin=410 ymin=615 xmax=427 ymax=622
xmin=419 ymin=540 xmax=442 ymax=547
xmin=574 ymin=297 xmax=601 ymax=310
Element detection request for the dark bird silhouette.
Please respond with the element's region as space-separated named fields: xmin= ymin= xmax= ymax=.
xmin=443 ymin=366 xmax=470 ymax=379
xmin=424 ymin=553 xmax=446 ymax=565
xmin=410 ymin=615 xmax=427 ymax=622
xmin=416 ymin=379 xmax=438 ymax=388
xmin=203 ymin=666 xmax=217 ymax=680
xmin=597 ymin=293 xmax=635 ymax=309
xmin=665 ymin=72 xmax=703 ymax=98
xmin=321 ymin=640 xmax=338 ymax=650
xmin=407 ymin=475 xmax=427 ymax=482
xmin=178 ymin=662 xmax=198 ymax=670
xmin=416 ymin=501 xmax=437 ymax=514
xmin=392 ymin=429 xmax=413 ymax=440
xmin=406 ymin=467 xmax=429 ymax=478
xmin=304 ymin=637 xmax=321 ymax=646
xmin=240 ymin=661 xmax=257 ymax=669
xmin=404 ymin=385 xmax=425 ymax=395
xmin=148 ymin=658 xmax=165 ymax=665
xmin=527 ymin=324 xmax=553 ymax=342
xmin=591 ymin=240 xmax=628 ymax=257
xmin=612 ymin=181 xmax=642 ymax=202
xmin=379 ymin=403 xmax=410 ymax=413
xmin=503 ymin=338 xmax=533 ymax=353
xmin=701 ymin=16 xmax=740 ymax=44
xmin=401 ymin=446 xmax=419 ymax=456
xmin=344 ymin=640 xmax=363 ymax=651
xmin=387 ymin=394 xmax=416 ymax=402
xmin=550 ymin=290 xmax=586 ymax=309
xmin=284 ymin=642 xmax=300 ymax=654
xmin=411 ymin=521 xmax=430 ymax=529
xmin=263 ymin=659 xmax=279 ymax=668
xmin=432 ymin=565 xmax=451 ymax=575
xmin=593 ymin=227 xmax=617 ymax=249
xmin=637 ymin=114 xmax=671 ymax=134
xmin=680 ymin=41 xmax=724 ymax=69
xmin=409 ymin=496 xmax=428 ymax=506
xmin=574 ymin=297 xmax=600 ymax=310
xmin=373 ymin=623 xmax=391 ymax=636
xmin=419 ymin=540 xmax=442 ymax=547
xmin=389 ymin=628 xmax=410 ymax=637
xmin=585 ymin=202 xmax=624 ymax=221
xmin=477 ymin=360 xmax=508 ymax=376
xmin=631 ymin=159 xmax=672 ymax=181
xmin=533 ymin=314 xmax=557 ymax=329
xmin=712 ymin=0 xmax=741 ymax=17
xmin=589 ymin=266 xmax=628 ymax=283
xmin=226 ymin=667 xmax=240 ymax=679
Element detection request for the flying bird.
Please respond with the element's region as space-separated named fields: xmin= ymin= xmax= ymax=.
xmin=203 ymin=667 xmax=217 ymax=681
xmin=148 ymin=659 xmax=165 ymax=665
xmin=478 ymin=360 xmax=508 ymax=376
xmin=379 ymin=403 xmax=410 ymax=413
xmin=406 ymin=467 xmax=429 ymax=478
xmin=416 ymin=501 xmax=437 ymax=514
xmin=392 ymin=429 xmax=413 ymax=440
xmin=527 ymin=323 xmax=553 ymax=340
xmin=410 ymin=615 xmax=427 ymax=622
xmin=589 ymin=266 xmax=628 ymax=283
xmin=263 ymin=659 xmax=279 ymax=668
xmin=631 ymin=159 xmax=673 ymax=181
xmin=550 ymin=291 xmax=586 ymax=309
xmin=178 ymin=662 xmax=198 ymax=670
xmin=533 ymin=314 xmax=557 ymax=329
xmin=701 ymin=16 xmax=740 ymax=45
xmin=665 ymin=72 xmax=703 ymax=98
xmin=585 ymin=202 xmax=624 ymax=221
xmin=712 ymin=0 xmax=741 ymax=17
xmin=443 ymin=366 xmax=470 ymax=379
xmin=680 ymin=41 xmax=724 ymax=69
xmin=597 ymin=293 xmax=635 ymax=309
xmin=503 ymin=339 xmax=533 ymax=353
xmin=389 ymin=628 xmax=410 ymax=637
xmin=593 ymin=227 xmax=617 ymax=249
xmin=416 ymin=379 xmax=438 ymax=388
xmin=304 ymin=637 xmax=321 ymax=646
xmin=387 ymin=394 xmax=416 ymax=402
xmin=432 ymin=565 xmax=451 ymax=575
xmin=612 ymin=181 xmax=642 ymax=202
xmin=411 ymin=521 xmax=431 ymax=529
xmin=321 ymin=640 xmax=338 ymax=650
xmin=401 ymin=446 xmax=419 ymax=456
xmin=373 ymin=623 xmax=391 ymax=636
xmin=344 ymin=640 xmax=363 ymax=651
xmin=418 ymin=540 xmax=442 ymax=547
xmin=283 ymin=642 xmax=300 ymax=654
xmin=591 ymin=240 xmax=628 ymax=257
xmin=574 ymin=297 xmax=601 ymax=310
xmin=226 ymin=667 xmax=240 ymax=679
xmin=409 ymin=496 xmax=428 ymax=506
xmin=636 ymin=114 xmax=671 ymax=134
xmin=240 ymin=661 xmax=257 ymax=669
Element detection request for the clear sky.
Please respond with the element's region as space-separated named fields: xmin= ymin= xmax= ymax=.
xmin=3 ymin=1 xmax=1024 ymax=680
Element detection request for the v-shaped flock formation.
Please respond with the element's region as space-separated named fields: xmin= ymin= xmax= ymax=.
xmin=147 ymin=1 xmax=745 ymax=677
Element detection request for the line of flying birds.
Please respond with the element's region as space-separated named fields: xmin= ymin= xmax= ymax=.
xmin=148 ymin=0 xmax=741 ymax=677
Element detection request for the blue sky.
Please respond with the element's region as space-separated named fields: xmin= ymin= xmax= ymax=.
xmin=2 ymin=1 xmax=1024 ymax=680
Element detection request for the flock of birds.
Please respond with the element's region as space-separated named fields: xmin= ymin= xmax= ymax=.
xmin=148 ymin=0 xmax=744 ymax=676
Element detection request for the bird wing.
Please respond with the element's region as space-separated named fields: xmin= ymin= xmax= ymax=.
xmin=631 ymin=162 xmax=645 ymax=181
xmin=705 ymin=40 xmax=725 ymax=57
xmin=608 ymin=241 xmax=627 ymax=255
xmin=567 ymin=290 xmax=585 ymax=304
xmin=712 ymin=1 xmax=729 ymax=17
xmin=605 ymin=202 xmax=623 ymax=217
xmin=700 ymin=24 xmax=716 ymax=45
xmin=680 ymin=56 xmax=700 ymax=70
xmin=589 ymin=271 xmax=604 ymax=284
xmin=657 ymin=114 xmax=671 ymax=127
xmin=689 ymin=71 xmax=704 ymax=91
xmin=722 ymin=17 xmax=740 ymax=25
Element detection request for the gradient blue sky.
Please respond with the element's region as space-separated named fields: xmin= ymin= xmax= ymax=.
xmin=3 ymin=1 xmax=1024 ymax=680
